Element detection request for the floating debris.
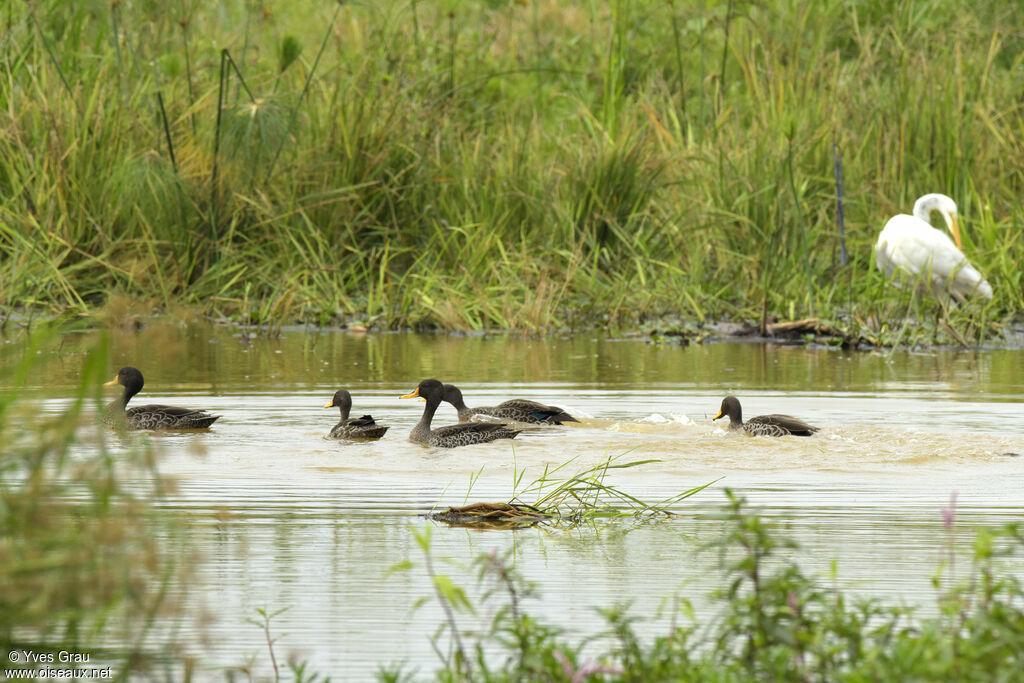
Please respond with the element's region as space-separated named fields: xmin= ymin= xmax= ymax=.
xmin=429 ymin=502 xmax=551 ymax=530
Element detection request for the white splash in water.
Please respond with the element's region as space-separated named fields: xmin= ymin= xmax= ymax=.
xmin=639 ymin=413 xmax=695 ymax=425
xmin=565 ymin=406 xmax=594 ymax=420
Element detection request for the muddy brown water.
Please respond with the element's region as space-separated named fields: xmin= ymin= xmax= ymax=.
xmin=14 ymin=324 xmax=1024 ymax=678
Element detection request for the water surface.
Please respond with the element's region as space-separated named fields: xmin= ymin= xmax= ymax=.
xmin=11 ymin=325 xmax=1024 ymax=678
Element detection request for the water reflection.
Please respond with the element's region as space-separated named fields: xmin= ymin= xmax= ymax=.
xmin=12 ymin=324 xmax=1024 ymax=398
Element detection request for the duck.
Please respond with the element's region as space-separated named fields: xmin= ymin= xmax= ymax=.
xmin=441 ymin=383 xmax=578 ymax=425
xmin=324 ymin=389 xmax=389 ymax=440
xmin=712 ymin=395 xmax=818 ymax=437
xmin=400 ymin=379 xmax=521 ymax=447
xmin=103 ymin=366 xmax=220 ymax=430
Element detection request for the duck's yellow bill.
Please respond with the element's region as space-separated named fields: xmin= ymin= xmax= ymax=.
xmin=712 ymin=410 xmax=724 ymax=421
xmin=323 ymin=401 xmax=334 ymax=408
xmin=400 ymin=387 xmax=420 ymax=399
xmin=103 ymin=376 xmax=119 ymax=386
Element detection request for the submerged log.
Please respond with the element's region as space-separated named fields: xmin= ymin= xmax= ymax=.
xmin=428 ymin=501 xmax=551 ymax=529
xmin=758 ymin=318 xmax=866 ymax=349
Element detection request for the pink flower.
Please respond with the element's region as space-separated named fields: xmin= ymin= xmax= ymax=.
xmin=940 ymin=491 xmax=958 ymax=530
xmin=552 ymin=650 xmax=624 ymax=683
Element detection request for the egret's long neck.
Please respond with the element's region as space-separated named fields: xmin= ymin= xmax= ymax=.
xmin=912 ymin=202 xmax=937 ymax=227
xmin=911 ymin=195 xmax=955 ymax=234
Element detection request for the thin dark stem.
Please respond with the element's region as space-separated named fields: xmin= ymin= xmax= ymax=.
xmin=156 ymin=92 xmax=177 ymax=173
xmin=834 ymin=141 xmax=846 ymax=266
xmin=261 ymin=611 xmax=280 ymax=683
xmin=209 ymin=50 xmax=256 ymax=215
xmin=210 ymin=49 xmax=227 ymax=231
xmin=223 ymin=50 xmax=257 ymax=103
xmin=29 ymin=8 xmax=75 ymax=105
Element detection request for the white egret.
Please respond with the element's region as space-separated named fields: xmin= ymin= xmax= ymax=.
xmin=875 ymin=193 xmax=992 ymax=302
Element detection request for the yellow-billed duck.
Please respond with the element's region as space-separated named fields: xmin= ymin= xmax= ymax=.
xmin=324 ymin=389 xmax=389 ymax=440
xmin=441 ymin=383 xmax=578 ymax=425
xmin=104 ymin=366 xmax=220 ymax=430
xmin=713 ymin=395 xmax=818 ymax=437
xmin=400 ymin=379 xmax=520 ymax=447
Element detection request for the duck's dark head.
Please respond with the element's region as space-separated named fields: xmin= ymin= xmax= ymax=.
xmin=325 ymin=389 xmax=353 ymax=418
xmin=713 ymin=395 xmax=742 ymax=425
xmin=104 ymin=366 xmax=144 ymax=400
xmin=401 ymin=378 xmax=444 ymax=403
xmin=325 ymin=390 xmax=352 ymax=410
xmin=441 ymin=383 xmax=467 ymax=408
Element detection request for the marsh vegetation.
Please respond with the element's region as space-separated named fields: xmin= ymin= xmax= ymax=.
xmin=2 ymin=1 xmax=1021 ymax=342
xmin=3 ymin=0 xmax=1024 ymax=677
xmin=0 ymin=338 xmax=185 ymax=675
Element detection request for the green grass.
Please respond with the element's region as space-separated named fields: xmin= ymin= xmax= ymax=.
xmin=1 ymin=1 xmax=1021 ymax=338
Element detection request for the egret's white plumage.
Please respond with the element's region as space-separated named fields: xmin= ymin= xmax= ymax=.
xmin=875 ymin=193 xmax=992 ymax=301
